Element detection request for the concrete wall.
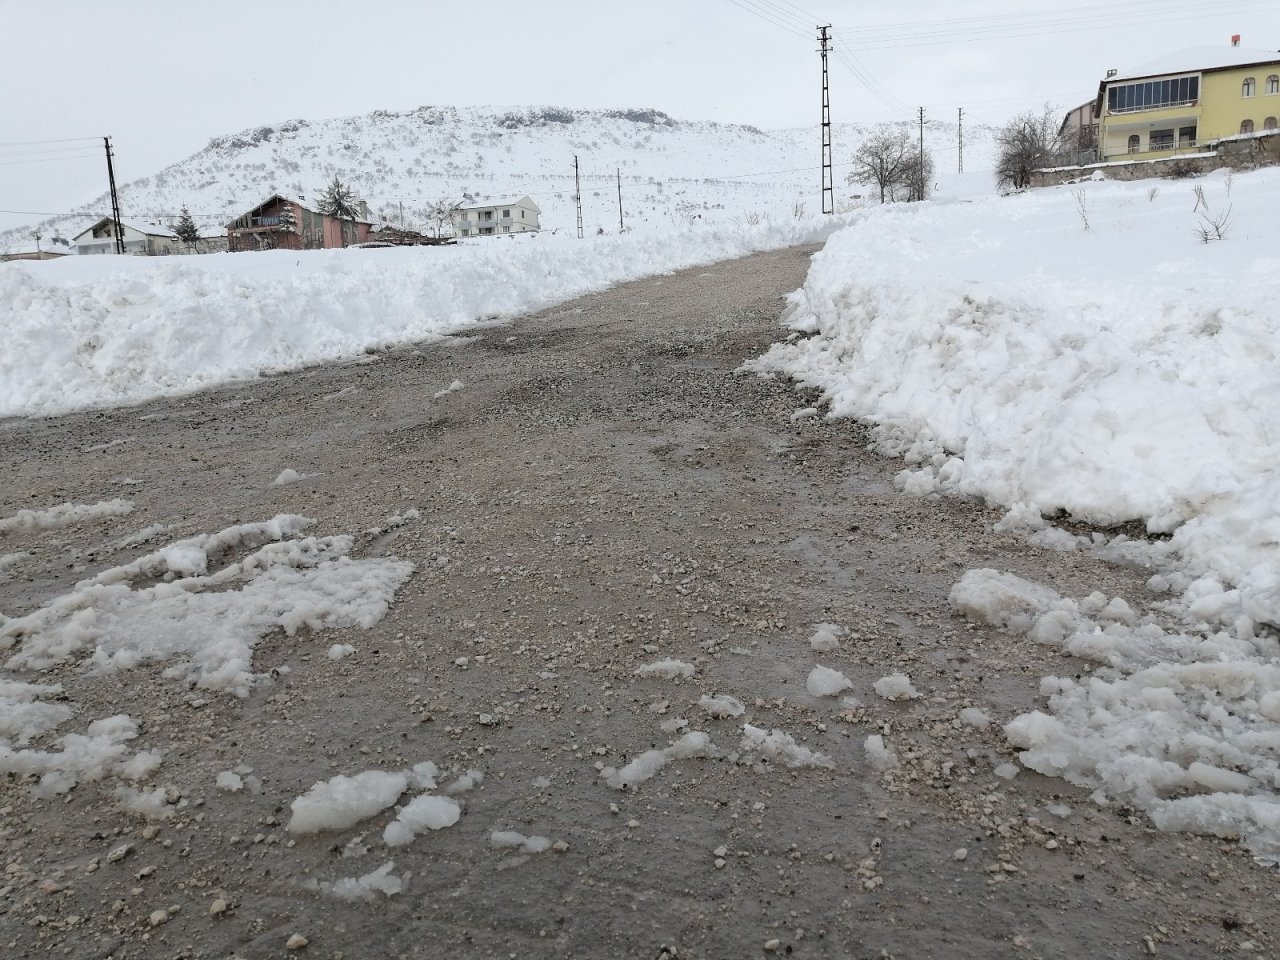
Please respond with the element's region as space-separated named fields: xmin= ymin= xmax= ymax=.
xmin=1031 ymin=131 xmax=1280 ymax=188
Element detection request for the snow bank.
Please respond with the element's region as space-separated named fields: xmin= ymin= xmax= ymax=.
xmin=0 ymin=218 xmax=845 ymax=419
xmin=747 ymin=168 xmax=1280 ymax=629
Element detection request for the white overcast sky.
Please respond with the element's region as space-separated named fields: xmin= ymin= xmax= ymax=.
xmin=0 ymin=0 xmax=1275 ymax=234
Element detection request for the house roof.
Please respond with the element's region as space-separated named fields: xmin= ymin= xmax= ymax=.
xmin=72 ymin=217 xmax=178 ymax=241
xmin=456 ymin=195 xmax=541 ymax=213
xmin=1108 ymin=46 xmax=1280 ymax=83
xmin=226 ymin=191 xmax=375 ymax=227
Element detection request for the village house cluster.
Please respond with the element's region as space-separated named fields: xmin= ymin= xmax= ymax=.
xmin=1 ymin=193 xmax=542 ymax=261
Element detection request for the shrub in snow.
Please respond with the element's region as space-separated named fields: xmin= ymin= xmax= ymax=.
xmin=288 ymin=770 xmax=408 ymax=834
xmin=739 ymin=724 xmax=833 ymax=770
xmin=634 ymin=658 xmax=695 ymax=679
xmin=873 ymin=673 xmax=920 ymax=701
xmin=806 ymin=665 xmax=853 ymax=698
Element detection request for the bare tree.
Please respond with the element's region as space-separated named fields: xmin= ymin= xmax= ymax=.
xmin=903 ymin=145 xmax=936 ymax=202
xmin=848 ymin=125 xmax=913 ymax=204
xmin=425 ymin=198 xmax=460 ymax=238
xmin=995 ymin=105 xmax=1065 ymax=191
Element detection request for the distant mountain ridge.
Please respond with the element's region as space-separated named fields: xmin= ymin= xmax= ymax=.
xmin=1 ymin=104 xmax=996 ymax=249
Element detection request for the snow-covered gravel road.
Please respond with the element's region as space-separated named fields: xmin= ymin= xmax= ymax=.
xmin=1 ymin=245 xmax=1275 ymax=959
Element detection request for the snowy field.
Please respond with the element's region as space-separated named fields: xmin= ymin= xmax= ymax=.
xmin=0 ymin=217 xmax=846 ymax=419
xmin=749 ymin=166 xmax=1280 ymax=860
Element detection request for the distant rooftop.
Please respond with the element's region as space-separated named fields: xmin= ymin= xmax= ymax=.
xmin=1110 ymin=45 xmax=1280 ymax=83
xmin=456 ymin=195 xmax=540 ymax=213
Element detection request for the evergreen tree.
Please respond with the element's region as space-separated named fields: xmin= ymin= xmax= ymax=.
xmin=174 ymin=206 xmax=201 ymax=245
xmin=317 ymin=176 xmax=360 ymax=246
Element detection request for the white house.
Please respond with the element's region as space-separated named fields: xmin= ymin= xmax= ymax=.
xmin=72 ymin=218 xmax=181 ymax=256
xmin=451 ymin=196 xmax=541 ymax=237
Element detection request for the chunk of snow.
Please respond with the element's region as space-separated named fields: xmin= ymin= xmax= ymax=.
xmin=739 ymin=724 xmax=833 ymax=770
xmin=808 ymin=628 xmax=841 ymax=652
xmin=697 ymin=694 xmax=746 ymax=718
xmin=312 ymin=861 xmax=408 ymax=901
xmin=873 ymin=673 xmax=920 ymax=701
xmin=950 ymin=569 xmax=1061 ymax=633
xmin=957 ymin=707 xmax=992 ymax=730
xmin=216 ymin=771 xmax=244 ymax=792
xmin=115 ymin=785 xmax=176 ymax=820
xmin=272 ymin=468 xmax=305 ymax=485
xmin=863 ymin=734 xmax=898 ymax=771
xmin=433 ymin=380 xmax=465 ymax=399
xmin=0 ymin=499 xmax=133 ymax=534
xmin=382 ymin=794 xmax=460 ymax=847
xmin=806 ymin=665 xmax=853 ymax=697
xmin=408 ymin=761 xmax=439 ymax=790
xmin=603 ymin=731 xmax=722 ymax=789
xmin=288 ymin=770 xmax=408 ymax=834
xmin=490 ymin=830 xmax=553 ymax=854
xmin=634 ymin=658 xmax=695 ymax=679
xmin=443 ymin=769 xmax=484 ymax=794
xmin=327 ymin=644 xmax=355 ymax=661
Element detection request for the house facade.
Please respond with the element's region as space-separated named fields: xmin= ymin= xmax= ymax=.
xmin=72 ymin=218 xmax=182 ymax=256
xmin=451 ymin=196 xmax=541 ymax=237
xmin=1095 ymin=44 xmax=1280 ymax=161
xmin=1058 ymin=100 xmax=1099 ymax=164
xmin=226 ymin=194 xmax=373 ymax=252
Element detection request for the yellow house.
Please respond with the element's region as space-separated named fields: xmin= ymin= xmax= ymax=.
xmin=1095 ymin=44 xmax=1280 ymax=161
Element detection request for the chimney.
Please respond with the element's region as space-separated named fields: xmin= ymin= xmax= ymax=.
xmin=1232 ymin=34 xmax=1241 ymax=46
xmin=1106 ymin=68 xmax=1117 ymax=79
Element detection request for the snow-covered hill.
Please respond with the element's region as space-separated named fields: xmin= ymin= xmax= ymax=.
xmin=0 ymin=104 xmax=995 ymax=249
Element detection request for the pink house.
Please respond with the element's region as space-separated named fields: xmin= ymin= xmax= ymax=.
xmin=226 ymin=193 xmax=373 ymax=252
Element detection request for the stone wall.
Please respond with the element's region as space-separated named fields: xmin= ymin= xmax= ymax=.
xmin=1030 ymin=132 xmax=1280 ymax=187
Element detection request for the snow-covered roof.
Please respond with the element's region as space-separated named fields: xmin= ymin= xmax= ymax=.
xmin=72 ymin=217 xmax=178 ymax=241
xmin=456 ymin=195 xmax=540 ymax=213
xmin=1109 ymin=46 xmax=1280 ymax=83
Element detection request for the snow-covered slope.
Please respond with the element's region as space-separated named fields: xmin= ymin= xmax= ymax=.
xmin=0 ymin=104 xmax=995 ymax=248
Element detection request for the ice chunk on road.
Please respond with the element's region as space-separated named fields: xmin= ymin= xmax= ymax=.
xmin=950 ymin=568 xmax=1061 ymax=633
xmin=490 ymin=830 xmax=554 ymax=854
xmin=739 ymin=724 xmax=833 ymax=770
xmin=698 ymin=694 xmax=746 ymax=718
xmin=288 ymin=770 xmax=409 ymax=834
xmin=863 ymin=734 xmax=898 ymax=771
xmin=809 ymin=626 xmax=842 ymax=652
xmin=216 ymin=771 xmax=244 ymax=792
xmin=603 ymin=731 xmax=722 ymax=789
xmin=958 ymin=707 xmax=992 ymax=730
xmin=806 ymin=665 xmax=853 ymax=697
xmin=383 ymin=795 xmax=461 ymax=847
xmin=635 ymin=658 xmax=695 ymax=679
xmin=312 ymin=861 xmax=408 ymax=901
xmin=873 ymin=673 xmax=920 ymax=701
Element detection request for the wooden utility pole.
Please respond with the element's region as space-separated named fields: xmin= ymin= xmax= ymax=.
xmin=957 ymin=107 xmax=965 ymax=174
xmin=818 ymin=25 xmax=833 ymax=214
xmin=616 ymin=167 xmax=624 ymax=232
xmin=574 ymin=155 xmax=583 ymax=239
xmin=103 ymin=136 xmax=125 ymax=254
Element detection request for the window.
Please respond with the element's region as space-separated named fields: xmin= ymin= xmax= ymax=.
xmin=1127 ymin=134 xmax=1141 ymax=153
xmin=502 ymin=226 xmax=510 ymax=233
xmin=1265 ymin=117 xmax=1278 ymax=131
xmin=460 ymin=229 xmax=470 ymax=236
xmin=521 ymin=210 xmax=525 ymax=219
xmin=1149 ymin=128 xmax=1174 ymax=149
xmin=1242 ymin=77 xmax=1256 ymax=97
xmin=483 ymin=211 xmax=493 ymax=220
xmin=502 ymin=209 xmax=510 ymax=217
xmin=1241 ymin=119 xmax=1255 ymax=134
xmin=1107 ymin=75 xmax=1198 ymax=113
xmin=1268 ymin=75 xmax=1280 ymax=94
xmin=1179 ymin=125 xmax=1197 ymax=146
xmin=480 ymin=227 xmax=494 ymax=235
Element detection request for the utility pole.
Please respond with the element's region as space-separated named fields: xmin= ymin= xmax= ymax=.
xmin=917 ymin=107 xmax=926 ymax=201
xmin=616 ymin=167 xmax=624 ymax=232
xmin=574 ymin=155 xmax=583 ymax=239
xmin=818 ymin=25 xmax=833 ymax=214
xmin=103 ymin=136 xmax=125 ymax=254
xmin=957 ymin=107 xmax=964 ymax=174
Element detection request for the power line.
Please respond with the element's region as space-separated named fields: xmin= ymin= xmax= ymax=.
xmin=0 ymin=136 xmax=100 ymax=148
xmin=723 ymin=0 xmax=812 ymax=41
